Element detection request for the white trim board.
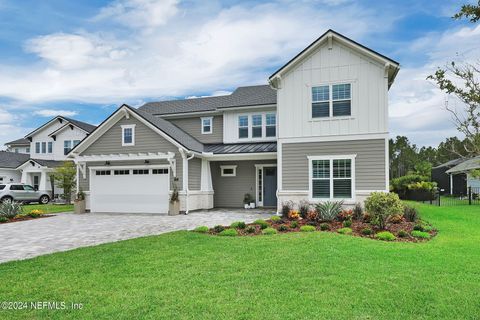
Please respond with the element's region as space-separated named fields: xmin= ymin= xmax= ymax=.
xmin=278 ymin=132 xmax=388 ymax=143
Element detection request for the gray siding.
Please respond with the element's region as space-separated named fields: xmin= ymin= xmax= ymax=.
xmin=80 ymin=116 xmax=183 ymax=189
xmin=188 ymin=157 xmax=202 ymax=191
xmin=211 ymin=160 xmax=274 ymax=207
xmin=282 ymin=139 xmax=386 ymax=190
xmin=169 ymin=115 xmax=223 ymax=144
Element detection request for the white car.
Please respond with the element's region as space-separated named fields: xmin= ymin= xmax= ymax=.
xmin=0 ymin=183 xmax=50 ymax=204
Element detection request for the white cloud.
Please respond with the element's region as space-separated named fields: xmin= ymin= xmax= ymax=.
xmin=34 ymin=109 xmax=79 ymax=117
xmin=94 ymin=0 xmax=179 ymax=29
xmin=0 ymin=108 xmax=14 ymax=123
xmin=389 ymin=24 xmax=480 ymax=146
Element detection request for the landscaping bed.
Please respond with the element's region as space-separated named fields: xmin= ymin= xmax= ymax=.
xmin=0 ymin=203 xmax=55 ymax=224
xmin=195 ymin=192 xmax=437 ymax=242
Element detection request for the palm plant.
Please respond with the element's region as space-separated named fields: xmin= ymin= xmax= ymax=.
xmin=315 ymin=201 xmax=344 ymax=221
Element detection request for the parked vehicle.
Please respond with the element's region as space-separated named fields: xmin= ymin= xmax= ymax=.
xmin=0 ymin=183 xmax=50 ymax=204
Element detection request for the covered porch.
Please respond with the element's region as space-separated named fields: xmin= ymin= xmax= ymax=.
xmin=18 ymin=159 xmax=64 ymax=196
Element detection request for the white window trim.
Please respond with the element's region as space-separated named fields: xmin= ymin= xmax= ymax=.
xmin=236 ymin=112 xmax=277 ymax=141
xmin=121 ymin=124 xmax=136 ymax=146
xmin=310 ymin=81 xmax=354 ymax=121
xmin=220 ymin=165 xmax=237 ymax=177
xmin=307 ymin=154 xmax=356 ymax=202
xmin=201 ymin=117 xmax=213 ymax=134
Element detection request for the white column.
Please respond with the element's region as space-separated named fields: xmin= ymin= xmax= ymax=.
xmin=20 ymin=170 xmax=27 ymax=184
xmin=39 ymin=170 xmax=48 ymax=191
xmin=201 ymin=159 xmax=213 ymax=191
xmin=450 ymin=174 xmax=453 ymax=195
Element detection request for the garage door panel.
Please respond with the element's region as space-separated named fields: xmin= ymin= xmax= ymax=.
xmin=90 ymin=168 xmax=169 ymax=214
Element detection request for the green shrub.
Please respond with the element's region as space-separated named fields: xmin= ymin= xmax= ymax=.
xmin=423 ymin=225 xmax=433 ymax=232
xmin=300 ymin=225 xmax=316 ymax=232
xmin=398 ymin=230 xmax=408 ymax=238
xmin=376 ymin=231 xmax=396 ymax=241
xmin=352 ymin=202 xmax=363 ymax=220
xmin=0 ymin=201 xmax=22 ymax=219
xmin=290 ymin=221 xmax=299 ymax=229
xmin=270 ymin=215 xmax=281 ymax=222
xmin=0 ymin=216 xmax=8 ymax=223
xmin=299 ymin=200 xmax=310 ymax=219
xmin=412 ymin=230 xmax=430 ymax=239
xmin=218 ymin=229 xmax=238 ymax=237
xmin=320 ymin=223 xmax=330 ymax=231
xmin=253 ymin=219 xmax=268 ymax=229
xmin=403 ymin=205 xmax=419 ymax=222
xmin=262 ymin=227 xmax=277 ymax=235
xmin=213 ymin=225 xmax=225 ymax=233
xmin=364 ymin=192 xmax=404 ymax=229
xmin=307 ymin=220 xmax=317 ymax=226
xmin=390 ymin=174 xmax=427 ymax=198
xmin=278 ymin=225 xmax=288 ymax=232
xmin=361 ymin=228 xmax=372 ymax=235
xmin=315 ymin=201 xmax=344 ymax=221
xmin=246 ymin=226 xmax=256 ymax=234
xmin=343 ymin=220 xmax=352 ymax=228
xmin=230 ymin=221 xmax=246 ymax=229
xmin=337 ymin=227 xmax=352 ymax=235
xmin=413 ymin=224 xmax=424 ymax=231
xmin=193 ymin=226 xmax=209 ymax=233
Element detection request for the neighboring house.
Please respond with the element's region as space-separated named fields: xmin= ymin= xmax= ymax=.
xmin=431 ymin=158 xmax=467 ymax=195
xmin=69 ymin=29 xmax=400 ymax=214
xmin=0 ymin=116 xmax=95 ymax=196
xmin=5 ymin=138 xmax=31 ymax=154
xmin=445 ymin=156 xmax=480 ymax=194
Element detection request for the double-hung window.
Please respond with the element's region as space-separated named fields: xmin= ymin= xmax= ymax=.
xmin=35 ymin=142 xmax=40 ymax=154
xmin=201 ymin=117 xmax=212 ymax=134
xmin=238 ymin=116 xmax=248 ymax=139
xmin=47 ymin=142 xmax=53 ymax=153
xmin=312 ymin=83 xmax=351 ymax=118
xmin=41 ymin=142 xmax=47 ymax=154
xmin=310 ymin=156 xmax=354 ymax=200
xmin=122 ymin=125 xmax=135 ymax=146
xmin=63 ymin=140 xmax=72 ymax=155
xmin=252 ymin=115 xmax=262 ymax=138
xmin=266 ymin=114 xmax=276 ymax=137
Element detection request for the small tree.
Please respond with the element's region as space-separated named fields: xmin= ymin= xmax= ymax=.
xmin=53 ymin=161 xmax=76 ymax=204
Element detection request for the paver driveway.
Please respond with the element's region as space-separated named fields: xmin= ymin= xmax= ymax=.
xmin=0 ymin=209 xmax=272 ymax=264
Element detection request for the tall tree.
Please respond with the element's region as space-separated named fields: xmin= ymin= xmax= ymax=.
xmin=389 ymin=136 xmax=419 ymax=178
xmin=427 ymin=1 xmax=480 ymax=158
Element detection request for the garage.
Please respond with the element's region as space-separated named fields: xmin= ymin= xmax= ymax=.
xmin=90 ymin=166 xmax=170 ymax=213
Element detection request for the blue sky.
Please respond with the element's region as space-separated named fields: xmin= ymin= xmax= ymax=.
xmin=0 ymin=0 xmax=478 ymax=148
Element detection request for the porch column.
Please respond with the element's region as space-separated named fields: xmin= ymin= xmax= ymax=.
xmin=20 ymin=170 xmax=27 ymax=184
xmin=39 ymin=170 xmax=48 ymax=191
xmin=200 ymin=159 xmax=213 ymax=192
xmin=450 ymin=174 xmax=453 ymax=195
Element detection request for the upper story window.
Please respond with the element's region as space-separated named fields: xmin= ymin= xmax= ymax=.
xmin=238 ymin=116 xmax=249 ymax=139
xmin=312 ymin=83 xmax=351 ymax=118
xmin=35 ymin=142 xmax=40 ymax=154
xmin=26 ymin=147 xmax=30 ymax=153
xmin=73 ymin=140 xmax=81 ymax=147
xmin=201 ymin=117 xmax=212 ymax=134
xmin=64 ymin=140 xmax=72 ymax=155
xmin=121 ymin=124 xmax=135 ymax=146
xmin=266 ymin=114 xmax=276 ymax=137
xmin=41 ymin=142 xmax=47 ymax=154
xmin=47 ymin=142 xmax=53 ymax=153
xmin=252 ymin=115 xmax=262 ymax=138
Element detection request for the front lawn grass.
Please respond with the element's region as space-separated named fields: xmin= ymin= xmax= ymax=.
xmin=22 ymin=204 xmax=73 ymax=214
xmin=1 ymin=204 xmax=479 ymax=319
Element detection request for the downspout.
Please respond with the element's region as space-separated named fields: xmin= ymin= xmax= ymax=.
xmin=179 ymin=148 xmax=195 ymax=214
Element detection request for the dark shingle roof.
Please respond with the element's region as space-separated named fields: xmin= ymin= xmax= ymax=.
xmin=446 ymin=156 xmax=480 ymax=174
xmin=204 ymin=142 xmax=277 ymax=154
xmin=432 ymin=158 xmax=466 ymax=169
xmin=0 ymin=151 xmax=30 ymax=168
xmin=4 ymin=138 xmax=30 ymax=146
xmin=62 ymin=117 xmax=96 ymax=133
xmin=126 ymin=105 xmax=204 ymax=153
xmin=139 ymin=85 xmax=276 ymax=115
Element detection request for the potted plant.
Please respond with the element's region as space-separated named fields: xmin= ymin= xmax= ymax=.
xmin=243 ymin=193 xmax=253 ymax=209
xmin=169 ymin=180 xmax=180 ymax=216
xmin=74 ymin=189 xmax=86 ymax=214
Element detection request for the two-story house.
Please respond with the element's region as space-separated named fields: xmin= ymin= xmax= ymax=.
xmin=0 ymin=116 xmax=95 ymax=196
xmin=69 ymin=30 xmax=399 ymax=214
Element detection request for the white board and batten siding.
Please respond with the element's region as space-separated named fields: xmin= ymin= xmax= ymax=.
xmin=222 ymin=107 xmax=277 ymax=144
xmin=277 ymin=39 xmax=389 ymax=140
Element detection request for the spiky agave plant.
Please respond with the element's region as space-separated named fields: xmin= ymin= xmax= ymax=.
xmin=0 ymin=201 xmax=23 ymax=219
xmin=315 ymin=201 xmax=344 ymax=222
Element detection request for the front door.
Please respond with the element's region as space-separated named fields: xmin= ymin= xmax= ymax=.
xmin=263 ymin=167 xmax=277 ymax=207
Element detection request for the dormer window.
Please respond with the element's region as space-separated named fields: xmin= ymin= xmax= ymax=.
xmin=122 ymin=124 xmax=135 ymax=146
xmin=312 ymin=83 xmax=351 ymax=118
xmin=201 ymin=117 xmax=212 ymax=134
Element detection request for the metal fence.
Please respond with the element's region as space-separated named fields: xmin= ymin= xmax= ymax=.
xmin=419 ymin=187 xmax=480 ymax=206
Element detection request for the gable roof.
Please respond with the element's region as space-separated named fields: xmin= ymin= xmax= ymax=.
xmin=269 ymin=29 xmax=400 ymax=88
xmin=446 ymin=156 xmax=480 ymax=174
xmin=139 ymin=85 xmax=276 ymax=116
xmin=4 ymin=138 xmax=30 ymax=146
xmin=69 ymin=104 xmax=204 ymax=156
xmin=0 ymin=151 xmax=30 ymax=169
xmin=432 ymin=158 xmax=466 ymax=169
xmin=24 ymin=116 xmax=95 ymax=139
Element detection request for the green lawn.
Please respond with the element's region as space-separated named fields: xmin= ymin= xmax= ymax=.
xmin=22 ymin=204 xmax=73 ymax=214
xmin=1 ymin=204 xmax=479 ymax=319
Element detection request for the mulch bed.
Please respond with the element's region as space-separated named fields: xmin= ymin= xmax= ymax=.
xmin=0 ymin=215 xmax=55 ymax=224
xmin=207 ymin=217 xmax=437 ymax=242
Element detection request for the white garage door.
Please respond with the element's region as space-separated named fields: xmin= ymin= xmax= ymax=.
xmin=90 ymin=167 xmax=170 ymax=213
